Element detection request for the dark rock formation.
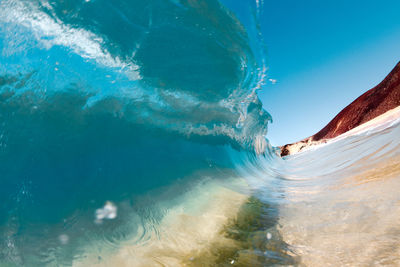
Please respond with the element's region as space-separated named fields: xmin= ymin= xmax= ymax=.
xmin=281 ymin=61 xmax=400 ymax=157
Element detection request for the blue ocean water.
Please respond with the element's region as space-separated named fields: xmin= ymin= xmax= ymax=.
xmin=1 ymin=0 xmax=400 ymax=266
xmin=0 ymin=0 xmax=275 ymax=265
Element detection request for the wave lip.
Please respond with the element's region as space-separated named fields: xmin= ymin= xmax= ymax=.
xmin=0 ymin=0 xmax=272 ymax=152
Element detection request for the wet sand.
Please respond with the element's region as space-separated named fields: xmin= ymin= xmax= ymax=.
xmin=72 ymin=181 xmax=248 ymax=267
xmin=72 ymin=178 xmax=295 ymax=267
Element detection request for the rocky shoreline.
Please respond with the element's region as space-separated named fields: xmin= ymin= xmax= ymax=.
xmin=280 ymin=61 xmax=400 ymax=157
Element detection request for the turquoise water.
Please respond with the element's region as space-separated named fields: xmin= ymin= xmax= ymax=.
xmin=0 ymin=0 xmax=273 ymax=265
xmin=1 ymin=0 xmax=400 ymax=266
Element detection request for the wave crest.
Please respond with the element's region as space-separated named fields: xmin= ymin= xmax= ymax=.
xmin=0 ymin=0 xmax=271 ymax=152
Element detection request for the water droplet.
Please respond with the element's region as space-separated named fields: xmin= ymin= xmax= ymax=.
xmin=59 ymin=234 xmax=69 ymax=245
xmin=95 ymin=201 xmax=117 ymax=223
xmin=266 ymin=232 xmax=272 ymax=240
xmin=268 ymin=78 xmax=277 ymax=84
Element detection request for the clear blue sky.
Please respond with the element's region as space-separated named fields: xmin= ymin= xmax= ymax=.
xmin=252 ymin=0 xmax=400 ymax=145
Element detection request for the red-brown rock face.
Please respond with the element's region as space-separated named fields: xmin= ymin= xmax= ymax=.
xmin=281 ymin=61 xmax=400 ymax=157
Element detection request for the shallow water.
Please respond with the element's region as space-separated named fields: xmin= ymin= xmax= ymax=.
xmin=274 ymin=121 xmax=400 ymax=266
xmin=1 ymin=0 xmax=399 ymax=266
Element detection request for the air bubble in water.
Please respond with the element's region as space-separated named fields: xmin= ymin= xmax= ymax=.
xmin=95 ymin=201 xmax=117 ymax=223
xmin=59 ymin=234 xmax=69 ymax=245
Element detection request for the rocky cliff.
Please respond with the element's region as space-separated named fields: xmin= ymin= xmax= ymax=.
xmin=281 ymin=61 xmax=400 ymax=157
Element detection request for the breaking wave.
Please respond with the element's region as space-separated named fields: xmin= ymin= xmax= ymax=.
xmin=1 ymin=0 xmax=399 ymax=266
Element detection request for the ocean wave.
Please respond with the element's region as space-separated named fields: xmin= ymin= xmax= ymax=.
xmin=0 ymin=0 xmax=271 ymax=152
xmin=0 ymin=1 xmax=276 ymax=265
xmin=1 ymin=1 xmax=400 ymax=265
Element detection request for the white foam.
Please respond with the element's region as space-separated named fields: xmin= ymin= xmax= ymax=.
xmin=0 ymin=0 xmax=140 ymax=79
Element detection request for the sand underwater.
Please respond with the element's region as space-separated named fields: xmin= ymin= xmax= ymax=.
xmin=0 ymin=0 xmax=400 ymax=266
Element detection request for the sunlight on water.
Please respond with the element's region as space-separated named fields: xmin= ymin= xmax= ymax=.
xmin=0 ymin=0 xmax=399 ymax=266
xmin=274 ymin=121 xmax=400 ymax=266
